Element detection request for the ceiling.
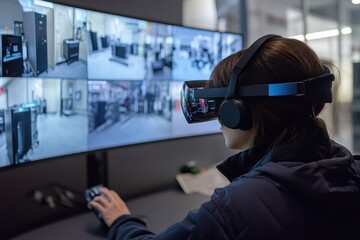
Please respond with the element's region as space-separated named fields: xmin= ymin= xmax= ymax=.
xmin=214 ymin=0 xmax=360 ymax=47
xmin=215 ymin=0 xmax=360 ymax=25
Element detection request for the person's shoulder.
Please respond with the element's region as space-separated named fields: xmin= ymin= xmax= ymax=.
xmin=212 ymin=175 xmax=278 ymax=205
xmin=206 ymin=175 xmax=290 ymax=239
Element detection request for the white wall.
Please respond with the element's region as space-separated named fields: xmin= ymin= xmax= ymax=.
xmin=43 ymin=79 xmax=61 ymax=114
xmin=88 ymin=11 xmax=106 ymax=36
xmin=183 ymin=0 xmax=218 ymax=30
xmin=3 ymin=78 xmax=44 ymax=109
xmin=73 ymin=80 xmax=87 ymax=114
xmin=27 ymin=78 xmax=44 ymax=101
xmin=54 ymin=5 xmax=74 ymax=63
xmin=7 ymin=79 xmax=27 ymax=107
xmin=47 ymin=8 xmax=55 ymax=68
xmin=0 ymin=93 xmax=7 ymax=109
xmin=75 ymin=9 xmax=88 ymax=61
xmin=0 ymin=0 xmax=23 ymax=34
xmin=0 ymin=78 xmax=9 ymax=109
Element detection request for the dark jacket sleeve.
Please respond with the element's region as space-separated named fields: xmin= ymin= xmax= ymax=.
xmin=108 ymin=215 xmax=154 ymax=239
xmin=108 ymin=194 xmax=233 ymax=240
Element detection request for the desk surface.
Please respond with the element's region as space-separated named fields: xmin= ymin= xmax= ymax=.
xmin=12 ymin=189 xmax=210 ymax=240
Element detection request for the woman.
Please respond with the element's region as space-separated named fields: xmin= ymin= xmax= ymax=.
xmin=89 ymin=35 xmax=360 ymax=239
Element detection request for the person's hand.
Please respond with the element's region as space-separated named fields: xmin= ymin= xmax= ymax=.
xmin=88 ymin=187 xmax=130 ymax=227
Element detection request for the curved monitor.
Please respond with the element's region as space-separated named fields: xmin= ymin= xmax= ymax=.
xmin=0 ymin=0 xmax=243 ymax=169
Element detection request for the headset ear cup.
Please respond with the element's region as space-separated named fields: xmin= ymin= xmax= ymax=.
xmin=219 ymin=99 xmax=252 ymax=130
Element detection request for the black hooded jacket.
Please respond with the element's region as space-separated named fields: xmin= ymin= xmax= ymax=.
xmin=108 ymin=121 xmax=360 ymax=240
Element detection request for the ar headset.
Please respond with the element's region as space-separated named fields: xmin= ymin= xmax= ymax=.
xmin=180 ymin=34 xmax=334 ymax=130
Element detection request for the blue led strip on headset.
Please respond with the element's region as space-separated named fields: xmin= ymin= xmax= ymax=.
xmin=268 ymin=82 xmax=305 ymax=96
xmin=193 ymin=81 xmax=305 ymax=98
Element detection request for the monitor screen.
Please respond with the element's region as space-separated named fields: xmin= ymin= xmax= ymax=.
xmin=87 ymin=12 xmax=148 ymax=80
xmin=0 ymin=77 xmax=88 ymax=167
xmin=0 ymin=0 xmax=243 ymax=169
xmin=172 ymin=26 xmax=243 ymax=81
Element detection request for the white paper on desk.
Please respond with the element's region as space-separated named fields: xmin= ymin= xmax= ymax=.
xmin=176 ymin=167 xmax=230 ymax=196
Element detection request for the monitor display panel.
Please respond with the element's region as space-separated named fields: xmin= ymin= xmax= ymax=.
xmin=0 ymin=0 xmax=243 ymax=169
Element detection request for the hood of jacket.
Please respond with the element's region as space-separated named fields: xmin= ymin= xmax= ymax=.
xmin=217 ymin=120 xmax=360 ymax=216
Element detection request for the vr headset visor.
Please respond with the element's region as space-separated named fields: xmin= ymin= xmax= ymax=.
xmin=181 ymin=80 xmax=225 ymax=123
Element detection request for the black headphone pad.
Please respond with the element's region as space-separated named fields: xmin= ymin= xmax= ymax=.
xmin=219 ymin=99 xmax=252 ymax=130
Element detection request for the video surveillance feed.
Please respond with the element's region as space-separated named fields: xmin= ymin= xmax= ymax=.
xmin=144 ymin=23 xmax=173 ymax=80
xmin=0 ymin=77 xmax=88 ymax=168
xmin=0 ymin=0 xmax=88 ymax=79
xmin=219 ymin=32 xmax=243 ymax=60
xmin=87 ymin=12 xmax=148 ymax=80
xmin=172 ymin=26 xmax=218 ymax=81
xmin=88 ymin=80 xmax=172 ymax=150
xmin=87 ymin=10 xmax=175 ymax=81
xmin=172 ymin=26 xmax=243 ymax=81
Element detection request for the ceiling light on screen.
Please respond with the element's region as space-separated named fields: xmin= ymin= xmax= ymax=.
xmin=352 ymin=0 xmax=360 ymax=4
xmin=34 ymin=0 xmax=53 ymax=9
xmin=289 ymin=27 xmax=352 ymax=41
xmin=306 ymin=29 xmax=339 ymax=40
xmin=341 ymin=27 xmax=352 ymax=34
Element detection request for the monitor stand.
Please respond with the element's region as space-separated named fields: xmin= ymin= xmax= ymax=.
xmin=86 ymin=151 xmax=108 ymax=188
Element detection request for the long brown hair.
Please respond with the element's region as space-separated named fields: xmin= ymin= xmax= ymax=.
xmin=208 ymin=36 xmax=330 ymax=149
